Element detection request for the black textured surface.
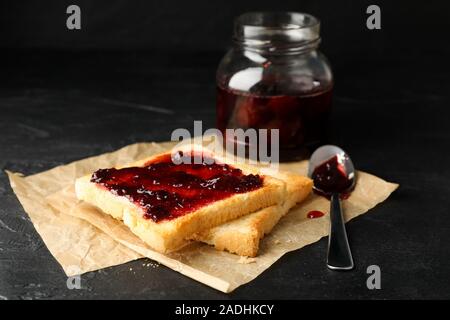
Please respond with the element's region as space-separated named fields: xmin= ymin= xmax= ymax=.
xmin=0 ymin=50 xmax=449 ymax=300
xmin=1 ymin=0 xmax=450 ymax=300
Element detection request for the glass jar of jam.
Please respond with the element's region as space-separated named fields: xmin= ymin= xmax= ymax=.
xmin=216 ymin=12 xmax=333 ymax=161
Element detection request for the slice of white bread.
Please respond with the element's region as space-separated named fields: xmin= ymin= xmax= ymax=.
xmin=191 ymin=171 xmax=312 ymax=257
xmin=75 ymin=147 xmax=286 ymax=253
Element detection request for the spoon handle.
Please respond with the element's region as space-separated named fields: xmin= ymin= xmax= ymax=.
xmin=327 ymin=193 xmax=354 ymax=270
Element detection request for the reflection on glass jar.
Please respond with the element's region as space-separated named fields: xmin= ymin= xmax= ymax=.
xmin=216 ymin=12 xmax=334 ymax=161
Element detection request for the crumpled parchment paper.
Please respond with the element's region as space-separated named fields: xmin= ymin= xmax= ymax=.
xmin=6 ymin=141 xmax=398 ymax=293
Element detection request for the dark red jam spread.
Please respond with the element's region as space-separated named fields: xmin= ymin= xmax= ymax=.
xmin=307 ymin=210 xmax=325 ymax=219
xmin=90 ymin=151 xmax=263 ymax=222
xmin=311 ymin=155 xmax=354 ymax=199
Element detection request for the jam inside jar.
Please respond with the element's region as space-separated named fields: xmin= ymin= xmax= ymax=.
xmin=216 ymin=12 xmax=334 ymax=161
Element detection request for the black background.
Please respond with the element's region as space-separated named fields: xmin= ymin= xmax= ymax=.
xmin=0 ymin=0 xmax=449 ymax=299
xmin=1 ymin=0 xmax=447 ymax=56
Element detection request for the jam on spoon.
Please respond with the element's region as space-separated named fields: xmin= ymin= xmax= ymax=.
xmin=311 ymin=155 xmax=355 ymax=199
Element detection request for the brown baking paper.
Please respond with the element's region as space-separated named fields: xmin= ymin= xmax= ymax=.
xmin=6 ymin=141 xmax=398 ymax=293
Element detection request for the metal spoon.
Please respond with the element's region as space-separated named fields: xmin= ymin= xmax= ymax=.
xmin=308 ymin=145 xmax=355 ymax=270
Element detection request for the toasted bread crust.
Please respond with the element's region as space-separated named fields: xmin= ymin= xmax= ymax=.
xmin=75 ymin=148 xmax=286 ymax=253
xmin=191 ymin=172 xmax=313 ymax=256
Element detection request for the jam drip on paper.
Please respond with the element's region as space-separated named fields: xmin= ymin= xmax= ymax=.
xmin=91 ymin=151 xmax=263 ymax=222
xmin=307 ymin=210 xmax=325 ymax=219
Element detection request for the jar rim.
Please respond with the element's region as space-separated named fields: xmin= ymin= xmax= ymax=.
xmin=233 ymin=12 xmax=321 ymax=52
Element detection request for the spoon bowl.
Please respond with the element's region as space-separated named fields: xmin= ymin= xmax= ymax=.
xmin=308 ymin=145 xmax=356 ymax=195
